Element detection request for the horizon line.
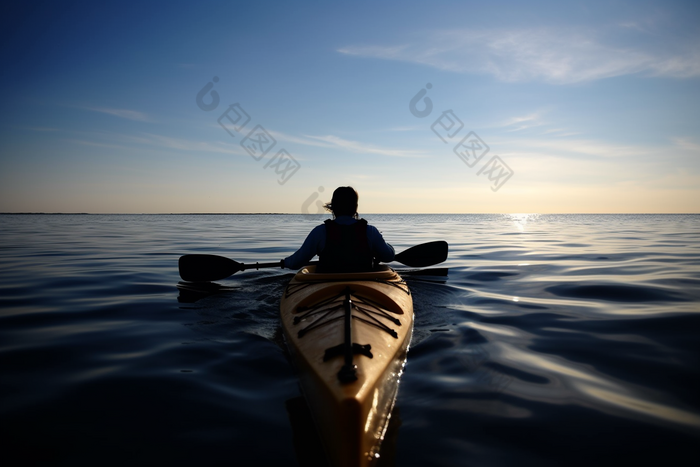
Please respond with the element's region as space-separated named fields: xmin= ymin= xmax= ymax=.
xmin=1 ymin=212 xmax=698 ymax=216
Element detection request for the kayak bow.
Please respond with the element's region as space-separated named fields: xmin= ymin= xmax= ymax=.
xmin=280 ymin=265 xmax=414 ymax=467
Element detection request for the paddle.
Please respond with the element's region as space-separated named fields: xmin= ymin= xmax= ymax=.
xmin=179 ymin=240 xmax=448 ymax=282
xmin=394 ymin=241 xmax=448 ymax=267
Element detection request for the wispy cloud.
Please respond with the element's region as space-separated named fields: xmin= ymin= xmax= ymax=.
xmin=85 ymin=107 xmax=152 ymax=122
xmin=270 ymin=130 xmax=427 ymax=158
xmin=339 ymin=27 xmax=700 ymax=84
xmin=71 ymin=128 xmax=426 ymax=160
xmin=672 ymin=137 xmax=700 ymax=154
xmin=267 ymin=130 xmax=338 ymax=149
xmin=67 ymin=131 xmax=248 ymax=157
xmin=301 ymin=134 xmax=426 ymax=158
xmin=66 ymin=139 xmax=129 ymax=150
xmin=501 ymin=112 xmax=546 ymax=132
xmin=16 ymin=126 xmax=59 ymax=132
xmin=125 ymin=133 xmax=247 ymax=156
xmin=497 ymin=137 xmax=657 ymax=159
xmin=503 ymin=113 xmax=540 ymax=126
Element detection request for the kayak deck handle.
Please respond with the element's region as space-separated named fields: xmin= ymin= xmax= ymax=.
xmin=338 ymin=288 xmax=359 ymax=383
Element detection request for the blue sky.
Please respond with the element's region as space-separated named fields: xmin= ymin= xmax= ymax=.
xmin=1 ymin=0 xmax=698 ymax=213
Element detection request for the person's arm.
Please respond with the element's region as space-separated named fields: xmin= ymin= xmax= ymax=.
xmin=366 ymin=225 xmax=395 ymax=263
xmin=282 ymin=225 xmax=325 ymax=269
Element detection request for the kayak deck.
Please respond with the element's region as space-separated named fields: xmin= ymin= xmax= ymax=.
xmin=280 ymin=266 xmax=414 ymax=467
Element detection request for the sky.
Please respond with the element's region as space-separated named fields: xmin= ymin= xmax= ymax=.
xmin=0 ymin=0 xmax=699 ymax=214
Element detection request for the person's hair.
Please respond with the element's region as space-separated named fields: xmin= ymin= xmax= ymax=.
xmin=324 ymin=186 xmax=359 ymax=219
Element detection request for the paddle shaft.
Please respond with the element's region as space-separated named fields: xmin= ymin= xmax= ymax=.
xmin=241 ymin=261 xmax=284 ymax=270
xmin=179 ymin=241 xmax=447 ymax=281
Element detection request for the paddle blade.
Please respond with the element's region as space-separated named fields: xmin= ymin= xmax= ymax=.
xmin=178 ymin=254 xmax=243 ymax=282
xmin=394 ymin=241 xmax=448 ymax=267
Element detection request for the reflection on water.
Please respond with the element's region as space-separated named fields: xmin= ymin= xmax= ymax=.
xmin=286 ymin=397 xmax=402 ymax=467
xmin=1 ymin=214 xmax=699 ymax=466
xmin=504 ymin=212 xmax=540 ymax=232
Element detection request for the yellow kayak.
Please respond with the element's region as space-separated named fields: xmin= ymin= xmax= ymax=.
xmin=280 ymin=265 xmax=414 ymax=467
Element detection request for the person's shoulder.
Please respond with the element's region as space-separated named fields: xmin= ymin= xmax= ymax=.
xmin=301 ymin=224 xmax=326 ymax=244
xmin=365 ymin=223 xmax=381 ymax=235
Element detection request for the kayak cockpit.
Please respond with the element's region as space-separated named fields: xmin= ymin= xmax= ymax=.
xmin=295 ymin=264 xmax=397 ymax=281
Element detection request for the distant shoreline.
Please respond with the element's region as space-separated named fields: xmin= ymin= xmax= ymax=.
xmin=1 ymin=212 xmax=698 ymax=216
xmin=0 ymin=212 xmax=293 ymax=215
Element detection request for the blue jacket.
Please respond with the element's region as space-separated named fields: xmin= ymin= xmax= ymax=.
xmin=283 ymin=216 xmax=395 ymax=270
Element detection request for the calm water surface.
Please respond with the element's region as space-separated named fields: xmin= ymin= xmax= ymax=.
xmin=1 ymin=214 xmax=699 ymax=466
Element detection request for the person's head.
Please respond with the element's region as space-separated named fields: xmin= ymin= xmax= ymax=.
xmin=325 ymin=186 xmax=359 ymax=219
